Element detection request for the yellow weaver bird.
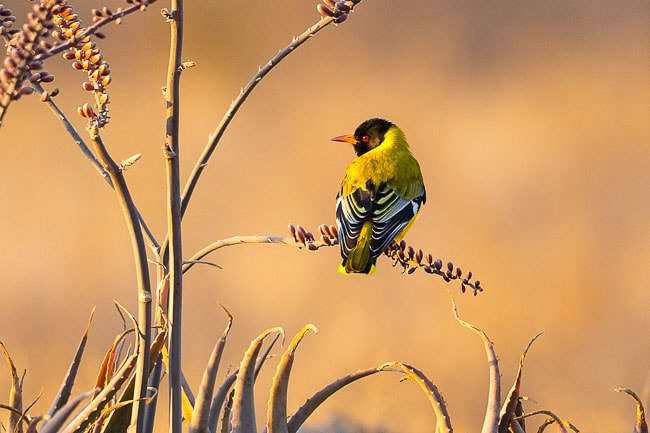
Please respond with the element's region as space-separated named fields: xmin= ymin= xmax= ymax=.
xmin=332 ymin=118 xmax=426 ymax=274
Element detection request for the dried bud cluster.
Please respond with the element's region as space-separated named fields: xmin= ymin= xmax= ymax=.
xmin=289 ymin=223 xmax=339 ymax=251
xmin=318 ymin=224 xmax=338 ymax=246
xmin=0 ymin=2 xmax=60 ymax=106
xmin=385 ymin=241 xmax=483 ymax=295
xmin=316 ymin=0 xmax=360 ymax=24
xmin=288 ymin=223 xmax=483 ymax=294
xmin=0 ymin=4 xmax=16 ymax=29
xmin=53 ymin=2 xmax=111 ymax=125
xmin=289 ymin=223 xmax=319 ymax=250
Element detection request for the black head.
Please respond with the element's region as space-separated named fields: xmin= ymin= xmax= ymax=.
xmin=352 ymin=118 xmax=394 ymax=156
xmin=331 ymin=118 xmax=395 ymax=157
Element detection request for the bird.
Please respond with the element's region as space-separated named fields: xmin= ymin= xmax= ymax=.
xmin=332 ymin=118 xmax=426 ymax=274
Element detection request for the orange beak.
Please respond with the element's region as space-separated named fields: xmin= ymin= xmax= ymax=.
xmin=330 ymin=133 xmax=357 ymax=145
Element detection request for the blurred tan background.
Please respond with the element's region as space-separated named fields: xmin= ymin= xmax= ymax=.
xmin=1 ymin=1 xmax=649 ymax=432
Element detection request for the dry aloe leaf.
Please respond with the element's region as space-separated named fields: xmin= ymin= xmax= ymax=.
xmin=92 ymin=302 xmax=140 ymax=400
xmin=267 ymin=324 xmax=318 ymax=433
xmin=25 ymin=414 xmax=44 ymax=433
xmin=209 ymin=331 xmax=282 ymax=433
xmin=59 ymin=354 xmax=138 ymax=433
xmin=231 ymin=327 xmax=284 ymax=433
xmin=0 ymin=341 xmax=23 ymax=433
xmin=190 ymin=308 xmax=233 ymax=433
xmin=39 ymin=388 xmax=99 ymax=433
xmin=510 ymin=399 xmax=526 ymax=433
xmin=208 ymin=370 xmax=239 ymax=432
xmin=92 ymin=325 xmax=135 ymax=397
xmin=381 ymin=362 xmax=453 ymax=433
xmin=450 ymin=294 xmax=500 ymax=433
xmin=498 ymin=332 xmax=543 ymax=433
xmin=15 ymin=393 xmax=41 ymax=432
xmin=286 ymin=366 xmax=382 ymax=433
xmin=47 ymin=308 xmax=95 ymax=417
xmin=519 ymin=410 xmax=575 ymax=433
xmin=102 ymin=326 xmax=169 ymax=433
xmin=615 ymin=387 xmax=648 ymax=433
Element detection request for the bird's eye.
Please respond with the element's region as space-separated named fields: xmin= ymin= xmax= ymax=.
xmin=361 ymin=135 xmax=370 ymax=143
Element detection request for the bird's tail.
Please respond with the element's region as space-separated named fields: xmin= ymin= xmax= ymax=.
xmin=338 ymin=221 xmax=376 ymax=275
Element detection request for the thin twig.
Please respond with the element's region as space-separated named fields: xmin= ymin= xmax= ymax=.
xmin=163 ymin=2 xmax=185 ymax=433
xmin=88 ymin=126 xmax=151 ymax=433
xmin=182 ymin=235 xmax=323 ymax=273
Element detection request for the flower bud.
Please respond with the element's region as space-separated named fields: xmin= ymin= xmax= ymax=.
xmin=335 ymin=1 xmax=351 ymax=12
xmin=333 ymin=13 xmax=348 ymax=24
xmin=80 ymin=102 xmax=95 ymax=118
xmin=17 ymin=86 xmax=34 ymax=95
xmin=406 ymin=246 xmax=415 ymax=259
xmin=90 ymin=69 xmax=101 ymax=82
xmin=3 ymin=56 xmax=16 ymax=71
xmin=81 ymin=41 xmax=96 ymax=51
xmin=317 ymin=4 xmax=336 ymax=17
xmin=28 ymin=59 xmax=43 ymax=70
xmin=296 ymin=228 xmax=306 ymax=245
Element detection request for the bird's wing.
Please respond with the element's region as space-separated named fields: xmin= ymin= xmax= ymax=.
xmin=336 ymin=181 xmax=426 ymax=260
xmin=368 ymin=182 xmax=426 ymax=257
xmin=336 ymin=186 xmax=373 ymax=259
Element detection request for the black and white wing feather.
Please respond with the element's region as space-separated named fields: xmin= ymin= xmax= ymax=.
xmin=336 ymin=182 xmax=426 ymax=260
